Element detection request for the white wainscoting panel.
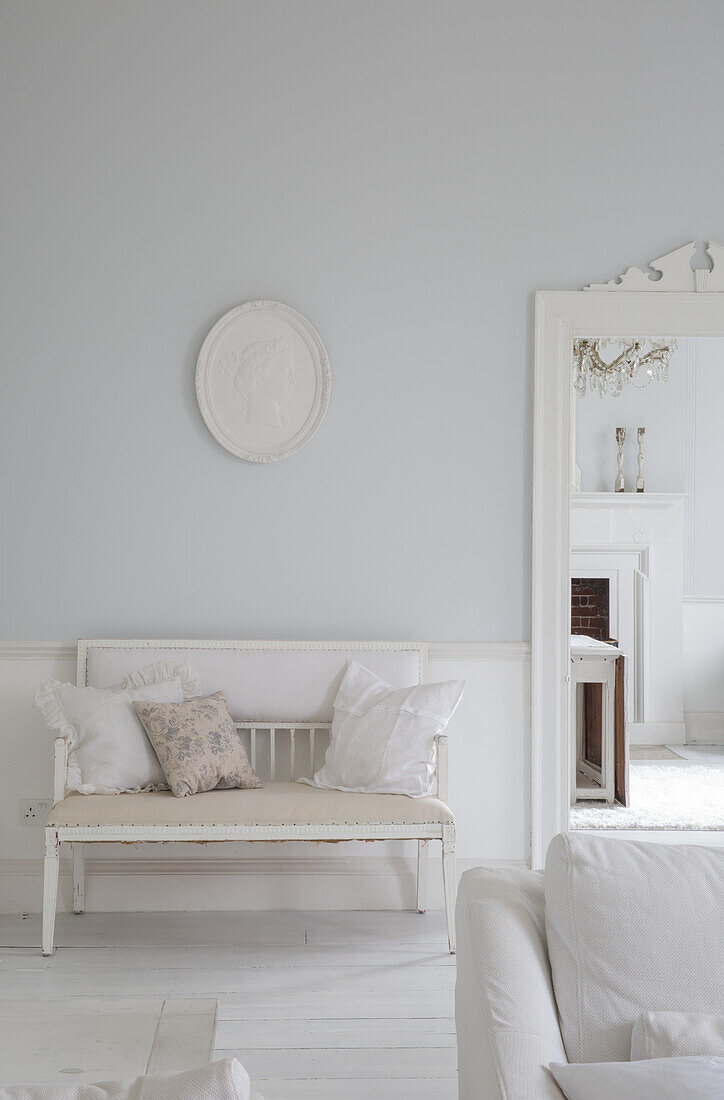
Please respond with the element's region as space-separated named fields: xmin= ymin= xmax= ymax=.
xmin=683 ymin=599 xmax=724 ymax=743
xmin=0 ymin=642 xmax=530 ymax=913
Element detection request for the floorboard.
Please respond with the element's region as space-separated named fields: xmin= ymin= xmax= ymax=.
xmin=0 ymin=912 xmax=457 ymax=1093
xmin=219 ymin=989 xmax=454 ymax=1020
xmin=215 ymin=1017 xmax=456 ymax=1049
xmin=0 ymin=943 xmax=454 ymax=971
xmin=0 ymin=999 xmax=163 ymax=1085
xmin=254 ymin=1079 xmax=458 ymax=1098
xmin=220 ymin=1046 xmax=458 ymax=1079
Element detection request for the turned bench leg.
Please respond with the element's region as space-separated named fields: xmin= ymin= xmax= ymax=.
xmin=73 ymin=844 xmax=85 ymax=914
xmin=416 ymin=840 xmax=429 ymax=913
xmin=42 ymin=829 xmax=60 ymax=956
xmin=442 ymin=825 xmax=456 ymax=954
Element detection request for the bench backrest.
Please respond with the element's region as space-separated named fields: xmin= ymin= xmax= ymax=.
xmin=75 ymin=639 xmax=438 ymax=788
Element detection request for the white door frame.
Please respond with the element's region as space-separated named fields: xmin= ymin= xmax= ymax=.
xmin=531 ymin=280 xmax=724 ymax=868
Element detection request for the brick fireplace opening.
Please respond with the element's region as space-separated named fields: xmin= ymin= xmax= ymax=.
xmin=571 ymin=578 xmax=611 ymax=641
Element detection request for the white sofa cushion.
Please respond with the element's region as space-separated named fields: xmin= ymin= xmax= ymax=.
xmin=549 ymin=1057 xmax=724 ymax=1100
xmin=47 ymin=783 xmax=454 ymax=828
xmin=631 ymin=1011 xmax=724 ymax=1060
xmin=303 ymin=660 xmax=465 ymax=797
xmin=544 ymin=833 xmax=724 ymax=1064
xmin=455 ymin=867 xmax=567 ymax=1100
xmin=36 ymin=660 xmax=200 ymax=794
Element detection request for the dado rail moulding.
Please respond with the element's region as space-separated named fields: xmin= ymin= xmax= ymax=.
xmin=0 ymin=641 xmax=530 ymax=662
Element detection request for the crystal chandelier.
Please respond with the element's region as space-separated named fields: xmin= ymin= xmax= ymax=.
xmin=573 ymin=337 xmax=676 ymax=398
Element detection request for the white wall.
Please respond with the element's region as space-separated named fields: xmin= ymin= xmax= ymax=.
xmin=5 ymin=1 xmax=724 ymax=906
xmin=4 ymin=1 xmax=724 ymax=640
xmin=0 ymin=644 xmax=529 ymax=912
xmin=683 ymin=599 xmax=724 ymax=743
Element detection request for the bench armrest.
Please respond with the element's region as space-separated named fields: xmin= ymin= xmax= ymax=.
xmin=435 ymin=733 xmax=449 ymax=803
xmin=53 ymin=736 xmax=69 ymax=806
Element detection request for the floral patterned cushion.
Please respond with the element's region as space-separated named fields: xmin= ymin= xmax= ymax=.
xmin=133 ymin=692 xmax=262 ymax=798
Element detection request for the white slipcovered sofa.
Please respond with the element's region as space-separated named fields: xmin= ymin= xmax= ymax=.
xmin=455 ymin=832 xmax=724 ymax=1099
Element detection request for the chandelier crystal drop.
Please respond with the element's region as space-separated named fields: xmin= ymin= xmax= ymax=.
xmin=573 ymin=337 xmax=676 ymax=398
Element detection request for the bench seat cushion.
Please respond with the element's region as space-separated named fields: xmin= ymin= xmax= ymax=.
xmin=48 ymin=782 xmax=454 ymax=828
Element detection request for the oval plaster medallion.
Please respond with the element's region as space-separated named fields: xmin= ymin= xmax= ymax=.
xmin=195 ymin=300 xmax=331 ymax=462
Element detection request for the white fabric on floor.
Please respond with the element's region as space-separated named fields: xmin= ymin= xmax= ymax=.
xmin=0 ymin=1058 xmax=263 ymax=1100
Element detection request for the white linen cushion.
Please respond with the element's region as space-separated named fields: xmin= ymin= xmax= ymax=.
xmin=544 ymin=833 xmax=724 ymax=1064
xmin=631 ymin=1011 xmax=724 ymax=1060
xmin=301 ymin=660 xmax=465 ymax=797
xmin=35 ymin=660 xmax=200 ymax=794
xmin=549 ymin=1057 xmax=724 ymax=1100
xmin=0 ymin=1057 xmax=263 ymax=1099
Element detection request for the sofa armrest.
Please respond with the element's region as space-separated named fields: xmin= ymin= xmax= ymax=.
xmin=456 ymin=867 xmax=567 ymax=1100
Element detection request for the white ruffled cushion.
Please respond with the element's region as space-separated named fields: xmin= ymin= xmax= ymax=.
xmin=35 ymin=660 xmax=200 ymax=795
xmin=301 ymin=660 xmax=465 ymax=797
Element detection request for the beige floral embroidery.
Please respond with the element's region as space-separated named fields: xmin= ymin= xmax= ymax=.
xmin=133 ymin=691 xmax=262 ymax=798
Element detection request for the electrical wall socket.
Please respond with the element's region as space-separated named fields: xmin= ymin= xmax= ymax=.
xmin=20 ymin=798 xmax=52 ymax=823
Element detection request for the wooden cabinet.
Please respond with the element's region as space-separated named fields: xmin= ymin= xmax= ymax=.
xmin=571 ymin=636 xmax=628 ymax=804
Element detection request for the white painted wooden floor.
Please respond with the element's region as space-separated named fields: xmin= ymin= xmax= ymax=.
xmin=0 ymin=911 xmax=457 ymax=1098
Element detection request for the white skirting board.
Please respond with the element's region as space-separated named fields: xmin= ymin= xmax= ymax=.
xmin=684 ymin=710 xmax=724 ymax=743
xmin=0 ymin=855 xmax=527 ymax=914
xmin=628 ymin=721 xmax=688 ymax=746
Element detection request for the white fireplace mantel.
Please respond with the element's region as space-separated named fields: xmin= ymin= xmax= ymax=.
xmin=573 ymin=492 xmax=689 ymax=507
xmin=571 ymin=492 xmax=685 ymax=745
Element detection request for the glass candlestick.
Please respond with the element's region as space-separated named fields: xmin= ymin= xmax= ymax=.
xmin=615 ymin=427 xmax=626 ymax=493
xmin=636 ymin=427 xmax=645 ymax=493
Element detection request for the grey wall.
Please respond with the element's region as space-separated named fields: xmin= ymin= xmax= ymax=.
xmin=4 ymin=0 xmax=724 ymax=641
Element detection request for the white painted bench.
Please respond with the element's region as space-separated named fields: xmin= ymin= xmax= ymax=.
xmin=43 ymin=640 xmax=456 ymax=955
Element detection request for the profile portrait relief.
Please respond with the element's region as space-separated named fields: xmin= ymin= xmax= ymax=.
xmin=196 ymin=300 xmax=331 ymax=462
xmin=219 ymin=338 xmax=296 ymax=430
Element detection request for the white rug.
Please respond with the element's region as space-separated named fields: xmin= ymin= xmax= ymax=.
xmin=571 ymin=762 xmax=724 ymax=830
